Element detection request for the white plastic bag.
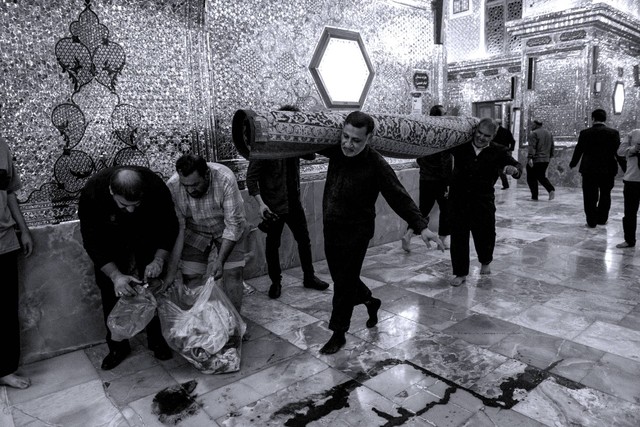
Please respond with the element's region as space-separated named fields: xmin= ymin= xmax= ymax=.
xmin=107 ymin=286 xmax=158 ymax=342
xmin=158 ymin=277 xmax=246 ymax=373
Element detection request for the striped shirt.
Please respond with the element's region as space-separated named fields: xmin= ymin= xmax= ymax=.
xmin=167 ymin=163 xmax=246 ymax=251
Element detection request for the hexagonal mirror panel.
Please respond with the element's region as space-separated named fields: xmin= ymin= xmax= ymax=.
xmin=309 ymin=27 xmax=375 ymax=109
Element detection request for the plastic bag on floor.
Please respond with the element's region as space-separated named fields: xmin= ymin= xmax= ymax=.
xmin=158 ymin=277 xmax=246 ymax=374
xmin=107 ymin=285 xmax=158 ymax=342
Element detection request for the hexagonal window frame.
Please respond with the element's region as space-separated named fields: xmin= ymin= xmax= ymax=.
xmin=309 ymin=27 xmax=375 ymax=109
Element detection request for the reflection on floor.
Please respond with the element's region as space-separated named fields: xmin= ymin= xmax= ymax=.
xmin=3 ymin=183 xmax=640 ymax=426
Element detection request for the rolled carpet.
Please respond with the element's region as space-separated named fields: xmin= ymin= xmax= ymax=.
xmin=232 ymin=109 xmax=479 ymax=160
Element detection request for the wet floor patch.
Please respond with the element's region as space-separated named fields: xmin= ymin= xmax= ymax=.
xmin=151 ymin=380 xmax=200 ymax=425
xmin=273 ymin=357 xmax=583 ymax=426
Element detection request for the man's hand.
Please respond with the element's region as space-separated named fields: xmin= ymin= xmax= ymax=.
xmin=259 ymin=204 xmax=275 ymax=220
xmin=147 ymin=277 xmax=169 ymax=294
xmin=503 ymin=165 xmax=518 ymax=176
xmin=112 ymin=273 xmax=140 ymax=297
xmin=144 ymin=257 xmax=164 ymax=279
xmin=211 ymin=259 xmax=224 ymax=280
xmin=20 ymin=230 xmax=33 ymax=257
xmin=420 ymin=228 xmax=445 ymax=252
xmin=527 ymin=159 xmax=533 ymax=168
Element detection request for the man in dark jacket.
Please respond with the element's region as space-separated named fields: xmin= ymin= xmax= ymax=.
xmin=526 ymin=119 xmax=556 ymax=201
xmin=449 ymin=118 xmax=522 ymax=287
xmin=569 ymin=109 xmax=621 ymax=228
xmin=401 ymin=104 xmax=452 ymax=251
xmin=319 ymin=111 xmax=444 ymax=354
xmin=492 ymin=119 xmax=516 ymax=189
xmin=79 ymin=166 xmax=178 ymax=370
xmin=246 ymin=107 xmax=329 ymax=299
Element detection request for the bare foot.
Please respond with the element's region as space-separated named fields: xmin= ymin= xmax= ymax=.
xmin=480 ymin=264 xmax=492 ymax=275
xmin=0 ymin=373 xmax=31 ymax=389
xmin=450 ymin=276 xmax=466 ymax=287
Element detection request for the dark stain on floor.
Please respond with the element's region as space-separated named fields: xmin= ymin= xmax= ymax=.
xmin=151 ymin=380 xmax=200 ymax=425
xmin=273 ymin=357 xmax=584 ymax=426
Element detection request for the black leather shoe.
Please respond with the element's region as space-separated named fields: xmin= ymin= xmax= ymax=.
xmin=152 ymin=345 xmax=173 ymax=361
xmin=303 ymin=275 xmax=330 ymax=291
xmin=268 ymin=283 xmax=282 ymax=299
xmin=101 ymin=348 xmax=131 ymax=370
xmin=319 ymin=332 xmax=346 ymax=354
xmin=365 ymin=297 xmax=382 ymax=328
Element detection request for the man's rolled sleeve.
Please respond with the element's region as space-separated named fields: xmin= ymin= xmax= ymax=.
xmin=167 ymin=179 xmax=187 ymax=229
xmin=221 ymin=175 xmax=246 ymax=242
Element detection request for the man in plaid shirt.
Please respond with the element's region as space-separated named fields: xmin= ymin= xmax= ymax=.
xmin=165 ymin=154 xmax=247 ymax=310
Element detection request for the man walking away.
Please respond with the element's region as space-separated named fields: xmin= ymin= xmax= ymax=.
xmin=526 ymin=119 xmax=556 ymax=201
xmin=569 ymin=109 xmax=621 ymax=228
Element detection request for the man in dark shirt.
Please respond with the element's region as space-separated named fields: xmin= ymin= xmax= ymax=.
xmin=569 ymin=109 xmax=621 ymax=228
xmin=78 ymin=166 xmax=178 ymax=370
xmin=449 ymin=118 xmax=522 ymax=287
xmin=526 ymin=119 xmax=556 ymax=201
xmin=492 ymin=119 xmax=516 ymax=190
xmin=401 ymin=104 xmax=452 ymax=251
xmin=246 ymin=105 xmax=329 ymax=299
xmin=319 ymin=111 xmax=444 ymax=354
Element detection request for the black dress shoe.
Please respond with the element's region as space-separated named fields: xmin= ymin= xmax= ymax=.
xmin=319 ymin=332 xmax=346 ymax=354
xmin=268 ymin=283 xmax=282 ymax=299
xmin=101 ymin=348 xmax=131 ymax=370
xmin=365 ymin=297 xmax=382 ymax=328
xmin=303 ymin=275 xmax=330 ymax=291
xmin=152 ymin=345 xmax=173 ymax=361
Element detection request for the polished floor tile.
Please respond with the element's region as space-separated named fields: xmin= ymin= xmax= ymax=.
xmin=4 ymin=183 xmax=640 ymax=426
xmin=573 ymin=320 xmax=640 ymax=361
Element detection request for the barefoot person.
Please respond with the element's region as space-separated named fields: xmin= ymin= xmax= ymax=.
xmin=0 ymin=137 xmax=33 ymax=389
xmin=319 ymin=111 xmax=444 ymax=354
xmin=448 ymin=118 xmax=522 ymax=286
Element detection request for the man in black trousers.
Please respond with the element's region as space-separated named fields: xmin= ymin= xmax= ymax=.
xmin=401 ymin=104 xmax=452 ymax=251
xmin=449 ymin=118 xmax=522 ymax=287
xmin=79 ymin=166 xmax=178 ymax=370
xmin=319 ymin=111 xmax=444 ymax=354
xmin=246 ymin=105 xmax=329 ymax=299
xmin=526 ymin=119 xmax=556 ymax=201
xmin=492 ymin=119 xmax=516 ymax=190
xmin=570 ymin=109 xmax=621 ymax=228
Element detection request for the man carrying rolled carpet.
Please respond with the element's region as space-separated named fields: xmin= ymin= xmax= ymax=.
xmin=319 ymin=111 xmax=444 ymax=354
xmin=448 ymin=118 xmax=523 ymax=287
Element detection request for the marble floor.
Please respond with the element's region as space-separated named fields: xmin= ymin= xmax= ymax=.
xmin=4 ymin=183 xmax=640 ymax=427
